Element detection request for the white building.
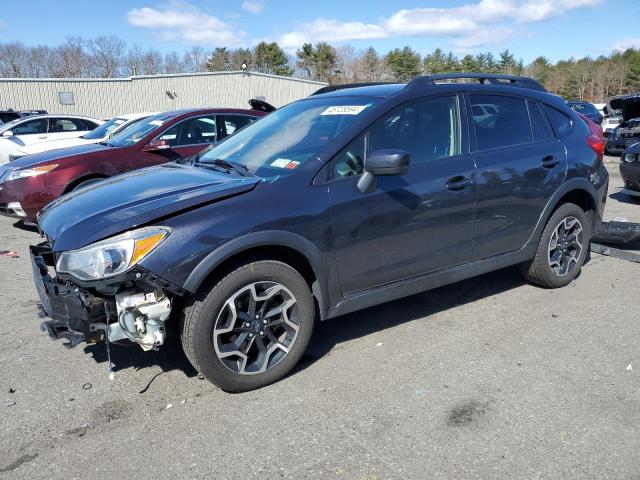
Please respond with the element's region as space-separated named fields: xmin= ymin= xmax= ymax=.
xmin=0 ymin=71 xmax=326 ymax=119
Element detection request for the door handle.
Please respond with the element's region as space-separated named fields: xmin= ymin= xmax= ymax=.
xmin=37 ymin=135 xmax=48 ymax=139
xmin=445 ymin=176 xmax=473 ymax=191
xmin=541 ymin=155 xmax=559 ymax=168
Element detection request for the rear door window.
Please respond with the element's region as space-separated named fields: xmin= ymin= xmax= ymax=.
xmin=48 ymin=118 xmax=86 ymax=133
xmin=542 ymin=105 xmax=572 ymax=137
xmin=223 ymin=115 xmax=256 ymax=136
xmin=470 ymin=94 xmax=532 ymax=150
xmin=528 ymin=101 xmax=553 ymax=141
xmin=158 ymin=115 xmax=217 ymax=147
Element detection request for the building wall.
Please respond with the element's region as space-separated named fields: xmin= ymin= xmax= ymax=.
xmin=0 ymin=71 xmax=326 ymax=119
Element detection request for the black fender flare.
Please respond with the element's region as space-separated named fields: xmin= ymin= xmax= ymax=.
xmin=183 ymin=230 xmax=333 ymax=318
xmin=526 ymin=177 xmax=599 ymax=245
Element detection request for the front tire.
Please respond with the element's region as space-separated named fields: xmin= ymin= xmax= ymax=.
xmin=181 ymin=261 xmax=315 ymax=392
xmin=521 ymin=203 xmax=591 ymax=288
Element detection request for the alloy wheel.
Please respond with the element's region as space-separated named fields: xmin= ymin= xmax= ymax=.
xmin=213 ymin=282 xmax=300 ymax=375
xmin=548 ymin=216 xmax=584 ymax=277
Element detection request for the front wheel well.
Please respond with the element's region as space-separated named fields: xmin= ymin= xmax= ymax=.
xmin=63 ymin=174 xmax=108 ymax=194
xmin=195 ymin=245 xmax=318 ymax=296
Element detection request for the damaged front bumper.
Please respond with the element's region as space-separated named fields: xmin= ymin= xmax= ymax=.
xmin=30 ymin=243 xmax=179 ymax=351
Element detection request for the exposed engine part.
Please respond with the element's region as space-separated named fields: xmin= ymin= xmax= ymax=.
xmin=110 ymin=291 xmax=171 ymax=351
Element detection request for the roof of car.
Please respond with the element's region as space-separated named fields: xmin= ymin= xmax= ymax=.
xmin=156 ymin=108 xmax=267 ymax=118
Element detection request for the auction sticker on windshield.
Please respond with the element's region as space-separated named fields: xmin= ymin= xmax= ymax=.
xmin=321 ymin=105 xmax=369 ymax=115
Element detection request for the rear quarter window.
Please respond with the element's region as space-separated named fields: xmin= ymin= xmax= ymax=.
xmin=542 ymin=105 xmax=572 ymax=137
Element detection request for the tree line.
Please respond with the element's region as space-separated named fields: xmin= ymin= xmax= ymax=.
xmin=1 ymin=36 xmax=639 ymax=102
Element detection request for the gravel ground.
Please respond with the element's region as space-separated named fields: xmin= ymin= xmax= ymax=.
xmin=0 ymin=158 xmax=638 ymax=479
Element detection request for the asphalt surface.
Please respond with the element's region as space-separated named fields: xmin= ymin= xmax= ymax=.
xmin=1 ymin=158 xmax=639 ymax=479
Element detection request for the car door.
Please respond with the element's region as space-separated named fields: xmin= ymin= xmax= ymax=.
xmin=47 ymin=117 xmax=92 ymax=141
xmin=469 ymin=94 xmax=567 ymax=260
xmin=7 ymin=117 xmax=49 ymax=146
xmin=135 ymin=114 xmax=220 ymax=168
xmin=328 ymin=94 xmax=477 ymax=295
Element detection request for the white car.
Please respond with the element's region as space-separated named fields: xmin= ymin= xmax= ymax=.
xmin=8 ymin=112 xmax=157 ymax=161
xmin=602 ymin=115 xmax=622 ymax=133
xmin=0 ymin=114 xmax=102 ymax=164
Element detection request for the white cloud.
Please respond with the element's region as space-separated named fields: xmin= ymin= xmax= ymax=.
xmin=612 ymin=37 xmax=640 ymax=52
xmin=278 ymin=0 xmax=602 ymax=50
xmin=241 ymin=0 xmax=265 ymax=14
xmin=127 ymin=1 xmax=244 ymax=46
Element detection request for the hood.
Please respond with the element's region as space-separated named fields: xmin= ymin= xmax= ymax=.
xmin=609 ymin=94 xmax=640 ymax=121
xmin=39 ymin=162 xmax=260 ymax=252
xmin=13 ymin=136 xmax=96 ymax=156
xmin=7 ymin=143 xmax=111 ymax=169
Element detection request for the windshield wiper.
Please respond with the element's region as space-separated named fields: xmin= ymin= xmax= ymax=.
xmin=198 ymin=158 xmax=253 ymax=177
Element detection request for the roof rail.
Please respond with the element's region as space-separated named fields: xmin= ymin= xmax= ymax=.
xmin=405 ymin=73 xmax=547 ymax=92
xmin=311 ymin=82 xmax=394 ymax=96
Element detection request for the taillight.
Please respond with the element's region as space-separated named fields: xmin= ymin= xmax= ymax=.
xmin=586 ymin=134 xmax=604 ymax=157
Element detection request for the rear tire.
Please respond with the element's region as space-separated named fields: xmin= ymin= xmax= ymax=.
xmin=181 ymin=261 xmax=315 ymax=392
xmin=521 ymin=203 xmax=591 ymax=288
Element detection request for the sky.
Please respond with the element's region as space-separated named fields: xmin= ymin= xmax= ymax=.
xmin=1 ymin=0 xmax=639 ymax=63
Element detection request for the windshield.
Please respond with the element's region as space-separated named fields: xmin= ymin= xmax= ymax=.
xmin=107 ymin=113 xmax=176 ymax=148
xmin=82 ymin=117 xmax=126 ymax=140
xmin=198 ymin=96 xmax=379 ymax=176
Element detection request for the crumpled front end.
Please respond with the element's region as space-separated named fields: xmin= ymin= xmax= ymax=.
xmin=31 ymin=242 xmax=179 ymax=351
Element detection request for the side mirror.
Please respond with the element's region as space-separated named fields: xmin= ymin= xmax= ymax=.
xmin=2 ymin=130 xmax=14 ymax=138
xmin=357 ymin=149 xmax=410 ymax=194
xmin=142 ymin=138 xmax=170 ymax=152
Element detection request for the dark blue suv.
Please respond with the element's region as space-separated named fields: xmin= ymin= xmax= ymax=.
xmin=31 ymin=74 xmax=608 ymax=392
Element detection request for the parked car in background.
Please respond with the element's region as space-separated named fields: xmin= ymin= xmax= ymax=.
xmin=29 ymin=74 xmax=608 ymax=392
xmin=576 ymin=112 xmax=603 ymax=140
xmin=0 ymin=110 xmax=22 ymax=124
xmin=602 ymin=114 xmax=623 ymax=133
xmin=567 ymin=101 xmax=602 ymax=124
xmin=8 ymin=112 xmax=157 ymax=160
xmin=605 ymin=94 xmax=640 ymax=156
xmin=19 ymin=110 xmax=48 ymax=117
xmin=0 ymin=107 xmax=266 ymax=222
xmin=0 ymin=115 xmax=102 ymax=164
xmin=619 ymin=143 xmax=640 ymax=199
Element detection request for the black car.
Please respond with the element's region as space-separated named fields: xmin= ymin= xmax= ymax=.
xmin=567 ymin=101 xmax=602 ymax=124
xmin=31 ymin=73 xmax=609 ymax=392
xmin=605 ymin=94 xmax=640 ymax=155
xmin=0 ymin=110 xmax=22 ymax=124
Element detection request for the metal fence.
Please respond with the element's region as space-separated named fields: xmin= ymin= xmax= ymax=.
xmin=0 ymin=71 xmax=326 ymax=119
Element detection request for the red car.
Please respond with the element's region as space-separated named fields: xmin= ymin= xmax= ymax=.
xmin=0 ymin=107 xmax=266 ymax=223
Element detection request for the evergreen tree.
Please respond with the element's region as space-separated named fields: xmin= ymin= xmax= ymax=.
xmin=253 ymin=42 xmax=292 ymax=76
xmin=385 ymin=46 xmax=421 ymax=82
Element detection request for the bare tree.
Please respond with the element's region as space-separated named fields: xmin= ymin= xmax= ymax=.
xmin=87 ymin=35 xmax=126 ymax=77
xmin=0 ymin=42 xmax=28 ymax=77
xmin=182 ymin=47 xmax=208 ymax=72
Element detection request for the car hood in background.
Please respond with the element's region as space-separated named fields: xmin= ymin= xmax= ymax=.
xmin=38 ymin=162 xmax=260 ymax=252
xmin=13 ymin=136 xmax=100 ymax=156
xmin=609 ymin=94 xmax=640 ymax=121
xmin=6 ymin=143 xmax=112 ymax=169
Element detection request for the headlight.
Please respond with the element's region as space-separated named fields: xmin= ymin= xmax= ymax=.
xmin=5 ymin=164 xmax=58 ymax=181
xmin=623 ymin=153 xmax=638 ymax=163
xmin=56 ymin=226 xmax=171 ymax=281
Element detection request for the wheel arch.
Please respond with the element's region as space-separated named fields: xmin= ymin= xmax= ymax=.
xmin=183 ymin=231 xmax=333 ymax=320
xmin=528 ymin=178 xmax=599 ymax=245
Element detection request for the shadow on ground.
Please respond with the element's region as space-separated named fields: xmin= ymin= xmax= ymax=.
xmin=609 ymin=191 xmax=639 ymax=206
xmin=78 ymin=266 xmax=527 ymax=381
